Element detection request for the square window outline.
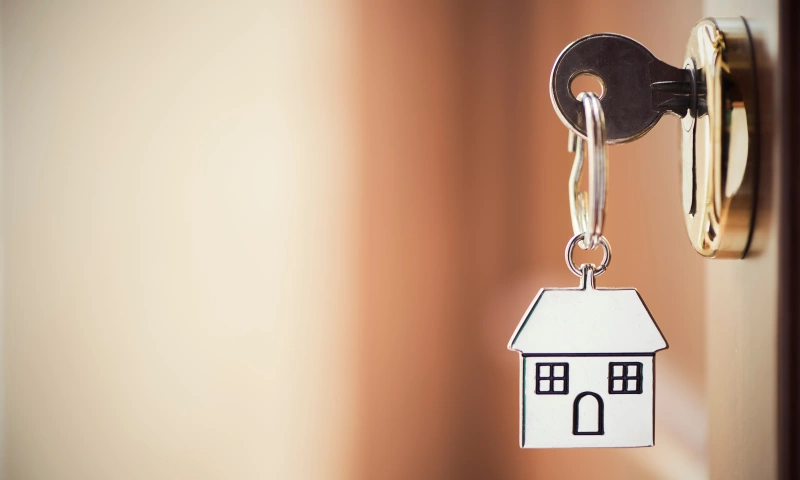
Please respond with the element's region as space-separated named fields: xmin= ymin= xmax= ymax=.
xmin=608 ymin=361 xmax=643 ymax=395
xmin=535 ymin=362 xmax=569 ymax=395
xmin=539 ymin=379 xmax=551 ymax=392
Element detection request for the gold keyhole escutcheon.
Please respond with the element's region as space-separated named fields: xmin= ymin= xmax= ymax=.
xmin=681 ymin=17 xmax=759 ymax=258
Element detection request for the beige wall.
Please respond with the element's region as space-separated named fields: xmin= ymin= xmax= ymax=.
xmin=3 ymin=2 xmax=359 ymax=479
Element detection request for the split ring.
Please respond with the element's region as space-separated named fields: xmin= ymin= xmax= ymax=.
xmin=568 ymin=92 xmax=607 ymax=250
xmin=565 ymin=233 xmax=611 ymax=276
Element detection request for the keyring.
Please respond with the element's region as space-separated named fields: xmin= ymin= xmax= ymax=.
xmin=568 ymin=92 xmax=607 ymax=250
xmin=565 ymin=233 xmax=611 ymax=276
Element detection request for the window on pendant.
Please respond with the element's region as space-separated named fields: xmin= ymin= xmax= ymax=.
xmin=535 ymin=362 xmax=569 ymax=394
xmin=608 ymin=362 xmax=643 ymax=394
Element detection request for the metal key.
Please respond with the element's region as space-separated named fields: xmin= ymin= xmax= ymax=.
xmin=550 ymin=33 xmax=700 ymax=144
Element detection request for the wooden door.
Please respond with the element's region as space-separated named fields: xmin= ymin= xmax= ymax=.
xmin=702 ymin=1 xmax=794 ymax=479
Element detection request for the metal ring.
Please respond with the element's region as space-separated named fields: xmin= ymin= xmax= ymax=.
xmin=568 ymin=92 xmax=607 ymax=249
xmin=565 ymin=233 xmax=611 ymax=277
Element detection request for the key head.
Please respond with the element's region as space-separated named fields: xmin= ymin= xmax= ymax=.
xmin=551 ymin=33 xmax=666 ymax=144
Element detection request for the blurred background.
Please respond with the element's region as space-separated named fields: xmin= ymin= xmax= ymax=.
xmin=1 ymin=1 xmax=708 ymax=479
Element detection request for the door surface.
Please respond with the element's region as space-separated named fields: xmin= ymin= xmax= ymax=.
xmin=702 ymin=0 xmax=790 ymax=479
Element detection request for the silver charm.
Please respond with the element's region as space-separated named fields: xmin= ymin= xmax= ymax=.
xmin=508 ymin=236 xmax=668 ymax=448
xmin=508 ymin=93 xmax=668 ymax=448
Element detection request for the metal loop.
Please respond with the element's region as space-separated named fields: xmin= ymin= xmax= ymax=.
xmin=568 ymin=92 xmax=607 ymax=250
xmin=565 ymin=233 xmax=611 ymax=277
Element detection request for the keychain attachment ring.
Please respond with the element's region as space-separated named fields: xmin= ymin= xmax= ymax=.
xmin=565 ymin=233 xmax=611 ymax=276
xmin=569 ymin=91 xmax=607 ymax=250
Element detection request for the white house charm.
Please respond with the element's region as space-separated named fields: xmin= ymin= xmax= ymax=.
xmin=511 ymin=91 xmax=669 ymax=448
xmin=507 ymin=249 xmax=668 ymax=448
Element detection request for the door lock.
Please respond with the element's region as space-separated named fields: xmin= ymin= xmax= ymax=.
xmin=550 ymin=17 xmax=758 ymax=259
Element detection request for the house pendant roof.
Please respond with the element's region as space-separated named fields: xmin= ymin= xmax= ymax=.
xmin=508 ymin=283 xmax=668 ymax=355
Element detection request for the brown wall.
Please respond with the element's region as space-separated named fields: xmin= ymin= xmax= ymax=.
xmin=357 ymin=1 xmax=704 ymax=479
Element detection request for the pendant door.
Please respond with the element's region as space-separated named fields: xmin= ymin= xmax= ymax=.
xmin=572 ymin=392 xmax=604 ymax=435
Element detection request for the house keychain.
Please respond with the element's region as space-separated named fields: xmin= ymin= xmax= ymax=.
xmin=507 ymin=92 xmax=668 ymax=448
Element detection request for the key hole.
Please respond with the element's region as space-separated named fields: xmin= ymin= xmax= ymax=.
xmin=570 ymin=73 xmax=605 ymax=99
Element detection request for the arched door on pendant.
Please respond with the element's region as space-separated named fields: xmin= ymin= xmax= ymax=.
xmin=572 ymin=392 xmax=604 ymax=435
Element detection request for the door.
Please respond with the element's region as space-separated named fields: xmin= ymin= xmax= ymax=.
xmin=573 ymin=392 xmax=604 ymax=435
xmin=703 ymin=1 xmax=794 ymax=479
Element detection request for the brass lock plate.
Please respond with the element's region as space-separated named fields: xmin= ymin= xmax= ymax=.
xmin=681 ymin=17 xmax=759 ymax=258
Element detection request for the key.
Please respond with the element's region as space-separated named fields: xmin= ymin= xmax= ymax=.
xmin=551 ymin=33 xmax=701 ymax=144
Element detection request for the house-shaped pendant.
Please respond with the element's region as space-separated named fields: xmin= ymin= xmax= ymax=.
xmin=508 ymin=267 xmax=668 ymax=448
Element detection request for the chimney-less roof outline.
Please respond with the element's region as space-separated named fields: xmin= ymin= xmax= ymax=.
xmin=508 ymin=285 xmax=668 ymax=355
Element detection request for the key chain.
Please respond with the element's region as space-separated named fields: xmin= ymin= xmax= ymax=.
xmin=507 ymin=92 xmax=668 ymax=448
